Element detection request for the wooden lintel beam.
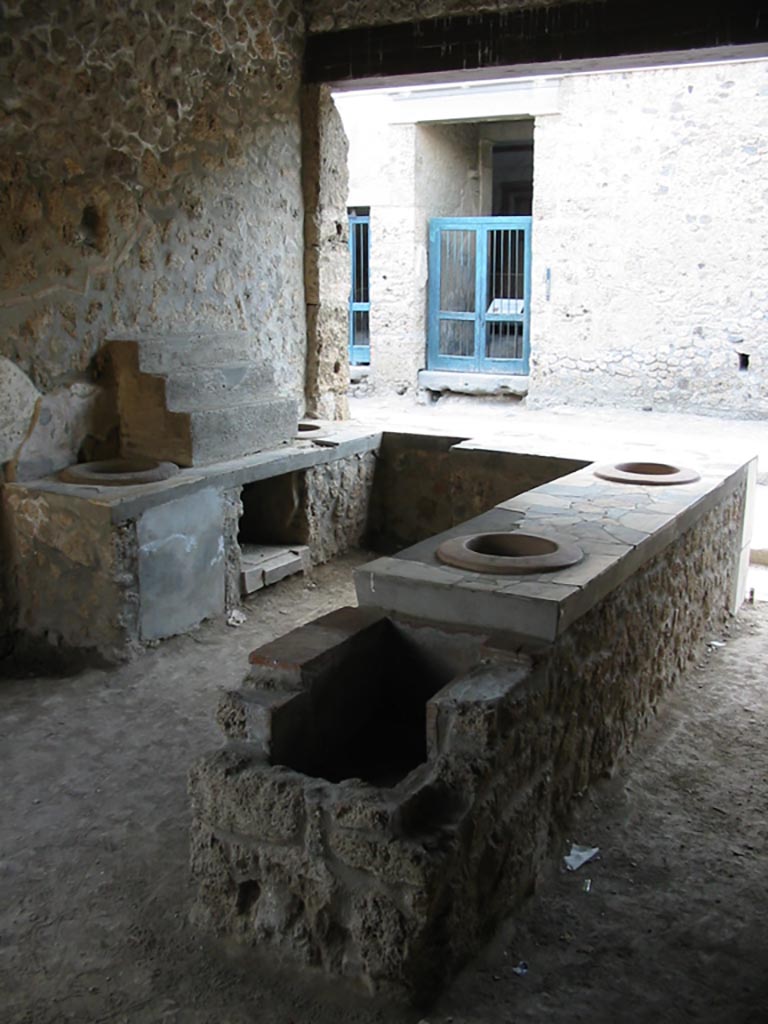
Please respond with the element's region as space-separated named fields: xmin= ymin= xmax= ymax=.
xmin=304 ymin=0 xmax=768 ymax=84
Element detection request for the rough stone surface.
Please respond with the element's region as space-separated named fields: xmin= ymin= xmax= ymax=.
xmin=1 ymin=0 xmax=306 ymax=465
xmin=302 ymin=86 xmax=350 ymax=420
xmin=302 ymin=453 xmax=377 ymax=563
xmin=189 ymin=484 xmax=742 ymax=1002
xmin=240 ymin=451 xmax=377 ymax=565
xmin=2 ymin=488 xmax=139 ymax=660
xmin=222 ymin=487 xmax=245 ymax=613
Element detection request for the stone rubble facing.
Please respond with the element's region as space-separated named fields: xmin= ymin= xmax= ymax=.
xmin=189 ymin=481 xmax=744 ymax=1002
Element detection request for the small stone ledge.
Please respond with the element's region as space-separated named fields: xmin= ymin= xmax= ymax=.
xmin=4 ymin=424 xmax=383 ymax=525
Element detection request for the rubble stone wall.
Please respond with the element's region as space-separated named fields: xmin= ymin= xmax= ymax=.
xmin=239 ymin=451 xmax=378 ymax=565
xmin=367 ymin=432 xmax=585 ymax=551
xmin=189 ymin=478 xmax=745 ymax=1003
xmin=1 ymin=1 xmax=305 ymax=475
xmin=302 ymin=86 xmax=350 ymax=420
xmin=529 ymin=60 xmax=768 ymax=415
xmin=2 ymin=488 xmax=140 ymax=662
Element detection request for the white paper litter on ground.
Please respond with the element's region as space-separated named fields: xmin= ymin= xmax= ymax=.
xmin=564 ymin=844 xmax=600 ymax=871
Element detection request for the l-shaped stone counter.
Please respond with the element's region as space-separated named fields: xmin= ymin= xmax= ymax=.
xmin=1 ymin=420 xmax=755 ymax=659
xmin=2 ymin=419 xmax=756 ymax=999
xmin=187 ymin=430 xmax=755 ymax=1002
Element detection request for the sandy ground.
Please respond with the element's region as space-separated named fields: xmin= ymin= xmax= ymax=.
xmin=1 ymin=551 xmax=767 ymax=1024
xmin=2 ymin=399 xmax=768 ymax=1023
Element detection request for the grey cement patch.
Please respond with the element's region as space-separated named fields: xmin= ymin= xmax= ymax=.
xmin=138 ymin=487 xmax=225 ymax=641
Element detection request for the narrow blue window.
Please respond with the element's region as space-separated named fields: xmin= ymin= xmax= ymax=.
xmin=349 ymin=209 xmax=370 ymax=365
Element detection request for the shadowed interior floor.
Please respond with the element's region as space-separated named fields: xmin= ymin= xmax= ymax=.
xmin=1 ymin=550 xmax=767 ymax=1023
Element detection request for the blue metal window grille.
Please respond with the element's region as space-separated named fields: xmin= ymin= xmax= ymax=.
xmin=349 ymin=212 xmax=370 ymax=365
xmin=427 ymin=217 xmax=532 ymax=375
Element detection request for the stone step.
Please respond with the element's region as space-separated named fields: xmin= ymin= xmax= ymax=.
xmin=187 ymin=396 xmax=299 ymax=465
xmin=164 ymin=364 xmax=275 ymax=412
xmin=106 ymin=334 xmax=298 ymax=466
xmin=110 ymin=332 xmax=261 ymax=374
xmin=240 ymin=544 xmax=310 ymax=595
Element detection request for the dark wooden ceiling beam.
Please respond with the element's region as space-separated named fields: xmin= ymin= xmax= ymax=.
xmin=304 ymin=0 xmax=767 ymax=83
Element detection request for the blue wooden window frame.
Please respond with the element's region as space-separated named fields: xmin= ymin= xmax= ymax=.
xmin=427 ymin=216 xmax=532 ymax=375
xmin=349 ymin=212 xmax=371 ymax=365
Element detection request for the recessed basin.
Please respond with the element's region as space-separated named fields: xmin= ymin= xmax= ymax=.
xmin=58 ymin=458 xmax=180 ymax=487
xmin=594 ymin=461 xmax=700 ymax=486
xmin=436 ymin=531 xmax=583 ymax=575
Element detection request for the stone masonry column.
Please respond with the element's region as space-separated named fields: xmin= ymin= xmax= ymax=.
xmin=301 ymin=85 xmax=350 ymax=420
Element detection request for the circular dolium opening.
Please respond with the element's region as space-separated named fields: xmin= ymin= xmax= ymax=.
xmin=465 ymin=533 xmax=558 ymax=558
xmin=86 ymin=458 xmax=162 ymax=474
xmin=614 ymin=462 xmax=679 ymax=476
xmin=297 ymin=423 xmax=322 ymax=433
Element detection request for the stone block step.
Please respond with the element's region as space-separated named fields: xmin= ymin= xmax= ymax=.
xmin=240 ymin=544 xmax=310 ymax=595
xmin=187 ymin=396 xmax=299 ymax=465
xmin=105 ymin=333 xmax=298 ymax=466
xmin=164 ymin=364 xmax=275 ymax=412
xmin=111 ymin=332 xmax=261 ymax=373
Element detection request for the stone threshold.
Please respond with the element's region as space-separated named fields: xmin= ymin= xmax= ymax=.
xmin=418 ymin=369 xmax=529 ymax=396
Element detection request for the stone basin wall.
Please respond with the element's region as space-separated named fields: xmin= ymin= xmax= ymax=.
xmin=367 ymin=431 xmax=587 ymax=552
xmin=188 ymin=478 xmax=745 ymax=1003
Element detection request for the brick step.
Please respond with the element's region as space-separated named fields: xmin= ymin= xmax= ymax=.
xmin=164 ymin=363 xmax=275 ymax=412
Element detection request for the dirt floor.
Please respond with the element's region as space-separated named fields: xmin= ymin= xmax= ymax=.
xmin=2 ymin=546 xmax=768 ymax=1024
